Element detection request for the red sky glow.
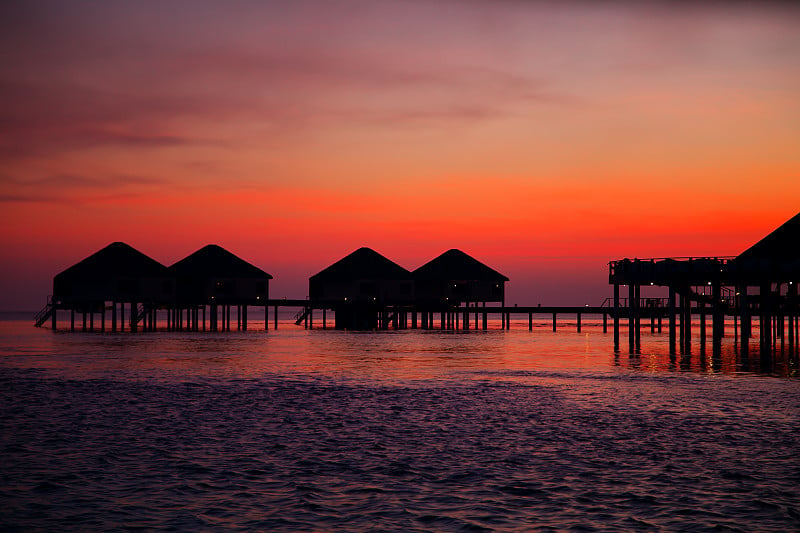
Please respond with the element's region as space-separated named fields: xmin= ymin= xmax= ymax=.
xmin=1 ymin=0 xmax=799 ymax=310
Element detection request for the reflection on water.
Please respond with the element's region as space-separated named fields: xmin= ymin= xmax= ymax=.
xmin=1 ymin=317 xmax=797 ymax=381
xmin=1 ymin=317 xmax=799 ymax=531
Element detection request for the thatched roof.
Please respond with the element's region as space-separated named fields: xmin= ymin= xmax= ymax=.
xmin=55 ymin=242 xmax=167 ymax=282
xmin=736 ymin=212 xmax=800 ymax=264
xmin=413 ymin=249 xmax=509 ymax=282
xmin=310 ymin=247 xmax=411 ymax=281
xmin=169 ymin=245 xmax=272 ymax=279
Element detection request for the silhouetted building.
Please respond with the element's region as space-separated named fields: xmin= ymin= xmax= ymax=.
xmin=42 ymin=242 xmax=173 ymax=331
xmin=413 ymin=249 xmax=508 ymax=307
xmin=310 ymin=247 xmax=413 ymax=304
xmin=309 ymin=247 xmax=413 ymax=329
xmin=53 ymin=241 xmax=172 ymax=308
xmin=169 ymin=244 xmax=272 ymax=306
xmin=167 ymin=244 xmax=272 ymax=331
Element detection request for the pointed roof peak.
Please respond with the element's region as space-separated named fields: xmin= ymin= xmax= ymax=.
xmin=413 ymin=249 xmax=509 ymax=281
xmin=440 ymin=248 xmax=469 ymax=257
xmin=169 ymin=245 xmax=272 ymax=278
xmin=736 ymin=212 xmax=800 ymax=264
xmin=55 ymin=242 xmax=166 ymax=281
xmin=311 ymin=247 xmax=410 ymax=281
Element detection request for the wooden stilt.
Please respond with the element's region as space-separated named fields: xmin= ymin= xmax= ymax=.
xmin=130 ymin=302 xmax=137 ymax=333
xmin=699 ymin=300 xmax=706 ymax=347
xmin=683 ymin=294 xmax=691 ymax=353
xmin=789 ymin=283 xmax=796 ymax=347
xmin=634 ymin=284 xmax=641 ymax=348
xmin=628 ymin=284 xmax=635 ymax=349
xmin=613 ymin=283 xmax=620 ymax=347
xmin=712 ymin=282 xmax=723 ymax=343
xmin=668 ymin=287 xmax=676 ymax=353
xmin=761 ymin=283 xmax=772 ymax=353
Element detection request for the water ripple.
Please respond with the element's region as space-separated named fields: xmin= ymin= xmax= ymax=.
xmin=2 ymin=370 xmax=799 ymax=531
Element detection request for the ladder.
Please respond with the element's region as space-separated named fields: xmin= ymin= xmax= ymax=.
xmin=34 ymin=298 xmax=54 ymax=328
xmin=294 ymin=308 xmax=310 ymax=325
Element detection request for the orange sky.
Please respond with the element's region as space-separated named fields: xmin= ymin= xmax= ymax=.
xmin=1 ymin=1 xmax=799 ymax=310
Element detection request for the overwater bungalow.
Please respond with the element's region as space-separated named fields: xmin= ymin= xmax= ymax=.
xmin=413 ymin=249 xmax=509 ymax=330
xmin=38 ymin=242 xmax=173 ymax=331
xmin=168 ymin=244 xmax=272 ymax=331
xmin=413 ymin=249 xmax=508 ymax=307
xmin=309 ymin=247 xmax=413 ymax=329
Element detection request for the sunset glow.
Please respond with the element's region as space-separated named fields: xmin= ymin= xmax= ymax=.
xmin=2 ymin=0 xmax=799 ymax=310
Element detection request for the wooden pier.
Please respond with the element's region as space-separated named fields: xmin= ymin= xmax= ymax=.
xmin=288 ymin=302 xmax=611 ymax=332
xmin=609 ymin=257 xmax=799 ymax=355
xmin=33 ymin=213 xmax=799 ymax=358
xmin=37 ymin=298 xmax=613 ymax=333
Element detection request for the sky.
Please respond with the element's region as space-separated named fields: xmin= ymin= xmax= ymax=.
xmin=1 ymin=0 xmax=799 ymax=311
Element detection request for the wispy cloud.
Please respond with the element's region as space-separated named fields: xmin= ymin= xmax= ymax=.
xmin=0 ymin=172 xmax=171 ymax=205
xmin=0 ymin=79 xmax=232 ymax=159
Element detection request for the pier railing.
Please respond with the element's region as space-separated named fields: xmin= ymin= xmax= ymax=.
xmin=609 ymin=256 xmax=737 ymax=285
xmin=600 ymin=297 xmax=669 ymax=308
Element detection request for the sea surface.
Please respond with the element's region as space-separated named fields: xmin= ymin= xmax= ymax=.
xmin=1 ymin=313 xmax=799 ymax=531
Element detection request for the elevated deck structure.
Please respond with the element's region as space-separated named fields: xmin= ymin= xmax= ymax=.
xmin=609 ymin=213 xmax=800 ymax=354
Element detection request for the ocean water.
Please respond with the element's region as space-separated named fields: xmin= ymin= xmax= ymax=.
xmin=1 ymin=314 xmax=799 ymax=531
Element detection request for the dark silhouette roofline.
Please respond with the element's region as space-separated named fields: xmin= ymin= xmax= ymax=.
xmin=413 ymin=249 xmax=509 ymax=282
xmin=310 ymin=247 xmax=411 ymax=281
xmin=736 ymin=212 xmax=800 ymax=264
xmin=168 ymin=244 xmax=272 ymax=279
xmin=54 ymin=242 xmax=167 ymax=281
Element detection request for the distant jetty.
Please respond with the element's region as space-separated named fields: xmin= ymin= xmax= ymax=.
xmin=34 ymin=213 xmax=800 ymax=354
